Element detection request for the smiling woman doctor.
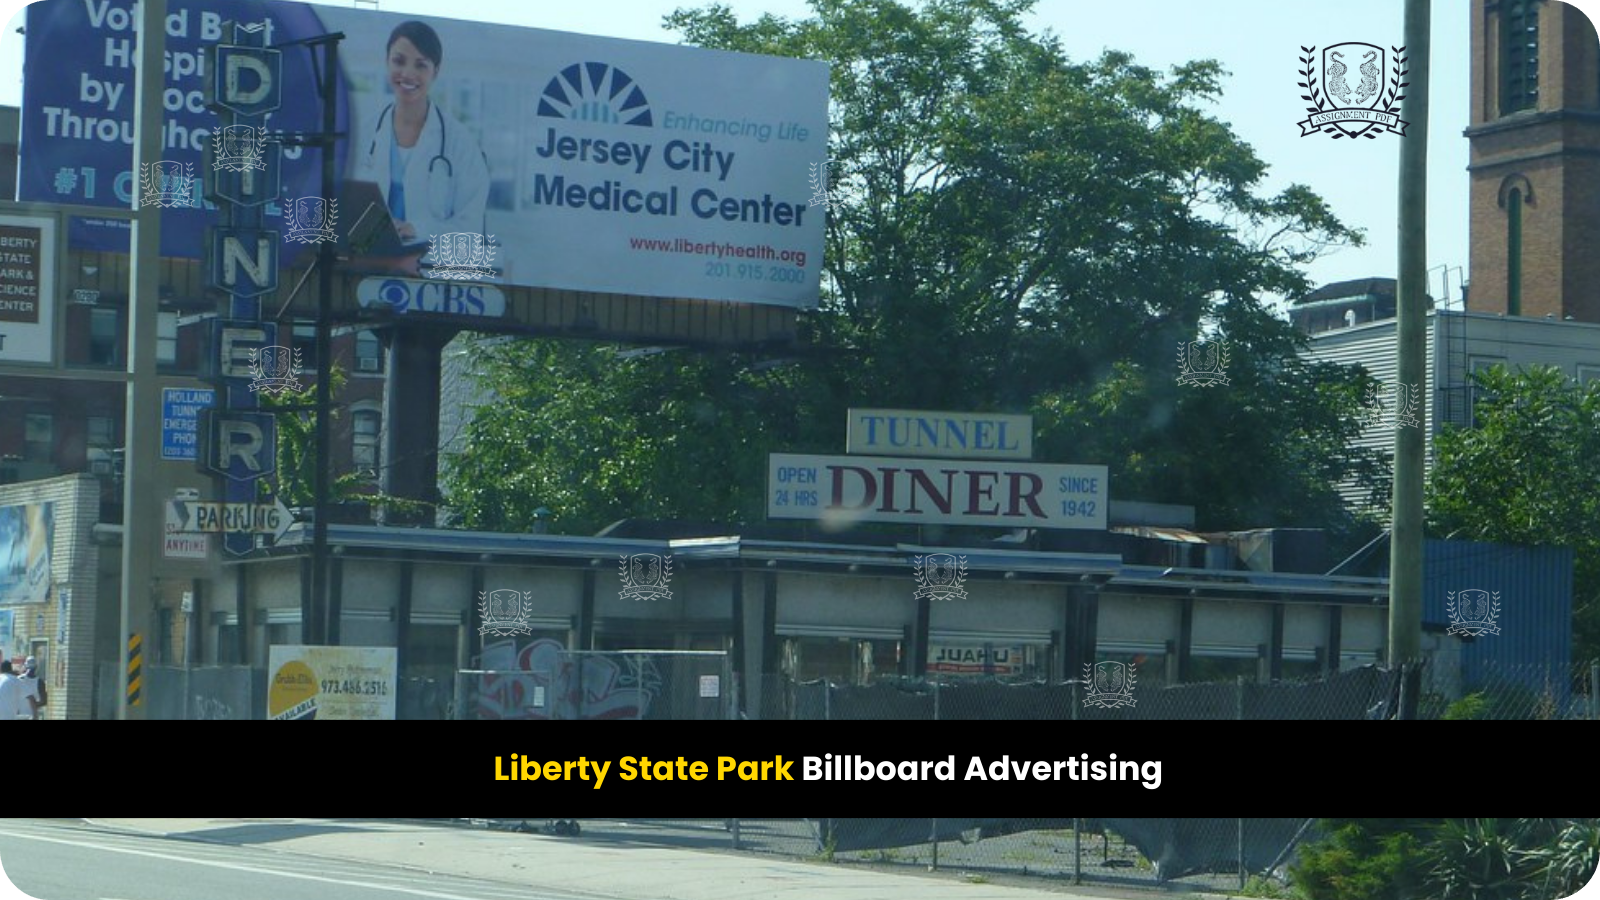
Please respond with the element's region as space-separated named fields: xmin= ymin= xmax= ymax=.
xmin=356 ymin=20 xmax=489 ymax=260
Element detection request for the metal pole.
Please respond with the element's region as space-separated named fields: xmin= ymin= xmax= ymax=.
xmin=929 ymin=818 xmax=938 ymax=872
xmin=730 ymin=819 xmax=740 ymax=851
xmin=1238 ymin=818 xmax=1246 ymax=891
xmin=312 ymin=37 xmax=340 ymax=646
xmin=119 ymin=0 xmax=168 ymax=721
xmin=1073 ymin=818 xmax=1082 ymax=885
xmin=1388 ymin=0 xmax=1431 ymax=717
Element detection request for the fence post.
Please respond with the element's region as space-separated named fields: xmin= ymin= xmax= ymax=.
xmin=824 ymin=680 xmax=831 ymax=720
xmin=929 ymin=817 xmax=938 ymax=871
xmin=637 ymin=653 xmax=645 ymax=720
xmin=1236 ymin=675 xmax=1245 ymax=720
xmin=1073 ymin=818 xmax=1082 ymax=884
xmin=932 ymin=680 xmax=940 ymax=720
xmin=731 ymin=819 xmax=741 ymax=850
xmin=1238 ymin=817 xmax=1246 ymax=891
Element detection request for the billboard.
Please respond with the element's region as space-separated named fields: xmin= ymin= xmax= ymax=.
xmin=267 ymin=645 xmax=397 ymax=720
xmin=0 ymin=502 xmax=54 ymax=605
xmin=0 ymin=214 xmax=57 ymax=366
xmin=20 ymin=0 xmax=829 ymax=308
xmin=768 ymin=453 xmax=1109 ymax=529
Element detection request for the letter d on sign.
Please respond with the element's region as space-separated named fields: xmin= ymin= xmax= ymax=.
xmin=828 ymin=465 xmax=878 ymax=510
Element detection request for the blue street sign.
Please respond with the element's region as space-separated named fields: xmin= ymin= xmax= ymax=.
xmin=161 ymin=388 xmax=216 ymax=461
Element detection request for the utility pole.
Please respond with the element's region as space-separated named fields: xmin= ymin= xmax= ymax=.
xmin=119 ymin=0 xmax=168 ymax=720
xmin=1389 ymin=0 xmax=1430 ymax=717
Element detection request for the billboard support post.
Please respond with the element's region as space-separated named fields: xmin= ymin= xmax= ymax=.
xmin=273 ymin=31 xmax=346 ymax=644
xmin=119 ymin=0 xmax=168 ymax=720
xmin=316 ymin=36 xmax=339 ymax=645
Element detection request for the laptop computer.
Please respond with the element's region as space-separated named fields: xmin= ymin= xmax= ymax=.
xmin=337 ymin=179 xmax=431 ymax=256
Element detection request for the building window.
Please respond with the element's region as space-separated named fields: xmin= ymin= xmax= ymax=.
xmin=1500 ymin=0 xmax=1540 ymax=115
xmin=353 ymin=408 xmax=381 ymax=475
xmin=1506 ymin=187 xmax=1524 ymax=316
xmin=89 ymin=308 xmax=118 ymax=366
xmin=292 ymin=323 xmax=318 ymax=371
xmin=87 ymin=415 xmax=115 ymax=450
xmin=23 ymin=413 xmax=52 ymax=461
xmin=157 ymin=311 xmax=178 ymax=365
xmin=355 ymin=329 xmax=383 ymax=373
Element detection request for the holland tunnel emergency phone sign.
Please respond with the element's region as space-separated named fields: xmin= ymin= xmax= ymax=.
xmin=767 ymin=453 xmax=1109 ymax=530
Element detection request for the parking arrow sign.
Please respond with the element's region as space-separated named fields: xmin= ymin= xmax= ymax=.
xmin=267 ymin=493 xmax=293 ymax=543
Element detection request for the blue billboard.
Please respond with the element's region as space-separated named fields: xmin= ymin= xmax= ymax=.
xmin=19 ymin=0 xmax=829 ymax=308
xmin=20 ymin=0 xmax=347 ymax=262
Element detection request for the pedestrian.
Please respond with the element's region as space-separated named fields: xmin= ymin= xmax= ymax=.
xmin=20 ymin=657 xmax=44 ymax=720
xmin=0 ymin=660 xmax=29 ymax=720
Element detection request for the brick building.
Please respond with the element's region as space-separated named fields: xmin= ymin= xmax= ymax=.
xmin=1467 ymin=0 xmax=1600 ymax=322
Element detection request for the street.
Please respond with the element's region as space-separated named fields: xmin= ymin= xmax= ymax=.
xmin=0 ymin=821 xmax=596 ymax=900
xmin=0 ymin=819 xmax=1163 ymax=900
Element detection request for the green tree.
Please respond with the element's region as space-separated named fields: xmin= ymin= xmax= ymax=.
xmin=446 ymin=0 xmax=1382 ymax=544
xmin=1424 ymin=818 xmax=1599 ymax=900
xmin=1292 ymin=819 xmax=1445 ymax=900
xmin=1425 ymin=365 xmax=1600 ymax=663
xmin=260 ymin=365 xmax=431 ymax=521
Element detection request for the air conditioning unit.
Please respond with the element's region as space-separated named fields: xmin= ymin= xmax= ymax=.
xmin=358 ymin=357 xmax=380 ymax=372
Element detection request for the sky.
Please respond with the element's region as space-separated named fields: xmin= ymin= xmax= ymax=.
xmin=0 ymin=0 xmax=1597 ymax=305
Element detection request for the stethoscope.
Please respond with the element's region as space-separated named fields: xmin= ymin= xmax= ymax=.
xmin=367 ymin=99 xmax=491 ymax=256
xmin=369 ymin=101 xmax=453 ymax=177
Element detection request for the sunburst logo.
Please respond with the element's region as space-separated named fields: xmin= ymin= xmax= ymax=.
xmin=537 ymin=62 xmax=653 ymax=126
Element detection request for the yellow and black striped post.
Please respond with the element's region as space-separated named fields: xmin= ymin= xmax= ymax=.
xmin=126 ymin=633 xmax=142 ymax=708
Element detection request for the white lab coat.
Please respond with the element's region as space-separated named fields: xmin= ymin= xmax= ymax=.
xmin=355 ymin=100 xmax=490 ymax=247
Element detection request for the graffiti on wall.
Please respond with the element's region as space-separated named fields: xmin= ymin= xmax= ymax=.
xmin=476 ymin=638 xmax=662 ymax=720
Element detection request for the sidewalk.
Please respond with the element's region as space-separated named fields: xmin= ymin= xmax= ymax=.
xmin=80 ymin=819 xmax=1211 ymax=900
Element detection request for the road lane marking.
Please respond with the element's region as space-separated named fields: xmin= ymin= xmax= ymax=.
xmin=0 ymin=832 xmax=567 ymax=900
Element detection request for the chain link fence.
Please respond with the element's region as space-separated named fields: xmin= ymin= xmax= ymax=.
xmin=447 ymin=819 xmax=1316 ymax=892
xmin=747 ymin=660 xmax=1599 ymax=720
xmin=458 ymin=649 xmax=735 ymax=720
xmin=95 ymin=664 xmax=261 ymax=720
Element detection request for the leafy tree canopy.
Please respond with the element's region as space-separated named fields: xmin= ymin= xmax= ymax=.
xmin=1426 ymin=365 xmax=1600 ymax=662
xmin=445 ymin=0 xmax=1382 ymax=546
